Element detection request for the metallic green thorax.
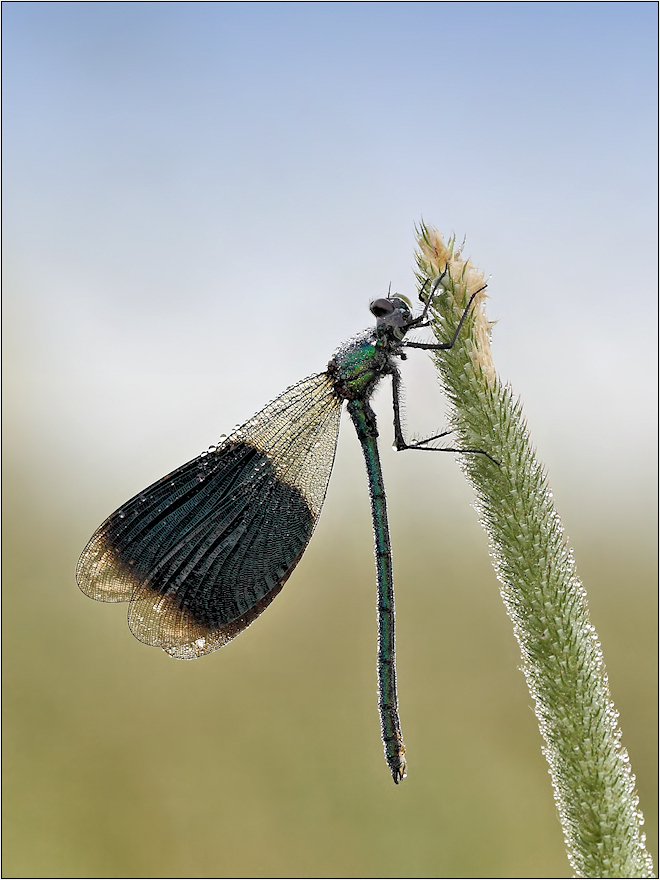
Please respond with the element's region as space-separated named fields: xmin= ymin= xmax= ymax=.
xmin=326 ymin=304 xmax=412 ymax=783
xmin=326 ymin=322 xmax=406 ymax=403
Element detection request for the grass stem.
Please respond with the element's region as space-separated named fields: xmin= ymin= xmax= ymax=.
xmin=415 ymin=224 xmax=654 ymax=878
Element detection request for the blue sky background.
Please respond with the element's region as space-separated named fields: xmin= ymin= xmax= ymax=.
xmin=5 ymin=2 xmax=657 ymax=505
xmin=3 ymin=3 xmax=657 ymax=877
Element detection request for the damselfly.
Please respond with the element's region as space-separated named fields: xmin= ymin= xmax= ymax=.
xmin=77 ymin=271 xmax=494 ymax=783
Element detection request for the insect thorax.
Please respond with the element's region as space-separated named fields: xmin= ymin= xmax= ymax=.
xmin=327 ymin=329 xmax=399 ymax=402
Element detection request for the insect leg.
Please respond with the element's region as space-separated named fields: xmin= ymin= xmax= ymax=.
xmin=404 ymin=283 xmax=487 ymax=350
xmin=390 ymin=368 xmax=499 ymax=465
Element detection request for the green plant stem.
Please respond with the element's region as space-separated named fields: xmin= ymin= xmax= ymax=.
xmin=415 ymin=225 xmax=654 ymax=879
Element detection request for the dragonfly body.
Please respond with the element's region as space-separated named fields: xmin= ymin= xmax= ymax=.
xmin=327 ymin=309 xmax=412 ymax=781
xmin=77 ymin=280 xmax=486 ymax=784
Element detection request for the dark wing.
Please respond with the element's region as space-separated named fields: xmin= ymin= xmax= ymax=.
xmin=76 ymin=373 xmax=343 ymax=659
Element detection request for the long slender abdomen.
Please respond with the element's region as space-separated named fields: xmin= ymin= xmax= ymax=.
xmin=347 ymin=398 xmax=406 ymax=783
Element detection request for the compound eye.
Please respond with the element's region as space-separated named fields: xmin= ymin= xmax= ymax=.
xmin=370 ymin=298 xmax=394 ymax=317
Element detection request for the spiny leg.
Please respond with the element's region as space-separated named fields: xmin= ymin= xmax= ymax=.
xmin=404 ymin=279 xmax=487 ymax=351
xmin=403 ymin=266 xmax=449 ymax=331
xmin=389 ymin=367 xmax=499 ymax=465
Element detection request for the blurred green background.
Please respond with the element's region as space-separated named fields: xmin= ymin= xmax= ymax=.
xmin=3 ymin=3 xmax=656 ymax=878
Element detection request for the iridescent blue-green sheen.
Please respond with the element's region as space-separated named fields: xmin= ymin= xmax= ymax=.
xmin=328 ymin=330 xmax=407 ymax=782
xmin=348 ymin=400 xmax=405 ymax=782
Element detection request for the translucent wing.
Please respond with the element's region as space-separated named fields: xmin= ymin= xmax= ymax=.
xmin=77 ymin=373 xmax=343 ymax=659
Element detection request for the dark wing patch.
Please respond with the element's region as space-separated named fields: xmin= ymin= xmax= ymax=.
xmin=77 ymin=374 xmax=342 ymax=659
